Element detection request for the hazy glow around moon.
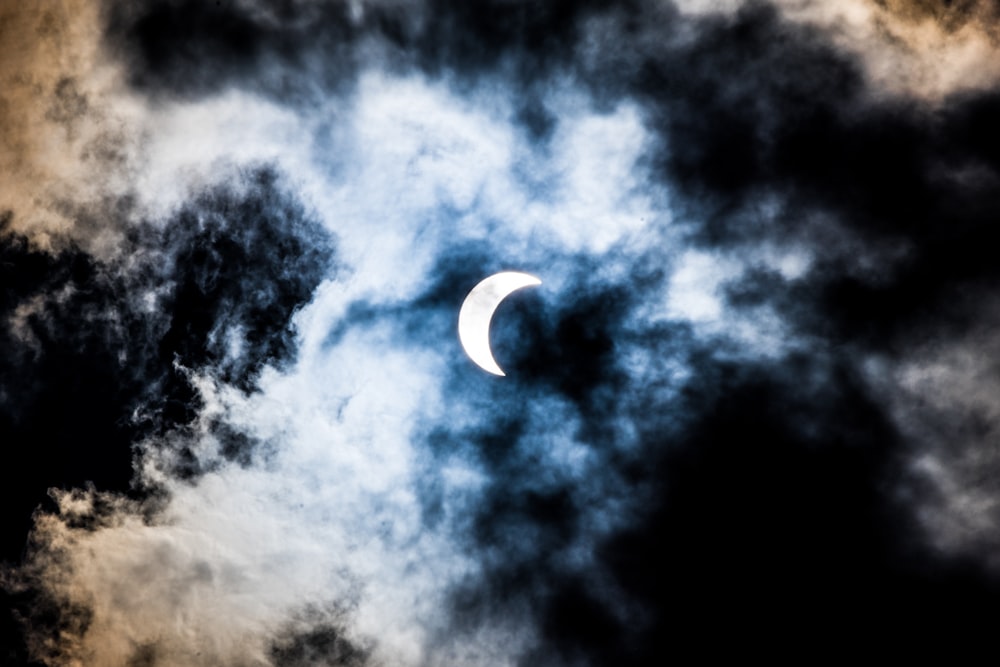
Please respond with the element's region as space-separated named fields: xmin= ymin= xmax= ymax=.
xmin=458 ymin=271 xmax=542 ymax=376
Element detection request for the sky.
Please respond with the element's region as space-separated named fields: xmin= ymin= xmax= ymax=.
xmin=2 ymin=0 xmax=1000 ymax=664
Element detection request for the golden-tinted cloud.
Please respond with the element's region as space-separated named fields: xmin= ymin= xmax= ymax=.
xmin=777 ymin=0 xmax=1000 ymax=98
xmin=0 ymin=0 xmax=134 ymax=251
xmin=875 ymin=0 xmax=1000 ymax=32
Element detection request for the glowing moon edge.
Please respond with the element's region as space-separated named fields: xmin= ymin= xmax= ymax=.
xmin=458 ymin=271 xmax=542 ymax=376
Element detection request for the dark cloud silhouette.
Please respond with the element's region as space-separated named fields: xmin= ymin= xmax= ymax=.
xmin=104 ymin=0 xmax=363 ymax=100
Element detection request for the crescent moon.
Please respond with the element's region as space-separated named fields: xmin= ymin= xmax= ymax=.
xmin=458 ymin=271 xmax=542 ymax=376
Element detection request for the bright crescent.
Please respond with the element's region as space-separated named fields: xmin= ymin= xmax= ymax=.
xmin=458 ymin=271 xmax=541 ymax=376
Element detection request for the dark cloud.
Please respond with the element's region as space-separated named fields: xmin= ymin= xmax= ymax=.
xmin=125 ymin=644 xmax=157 ymax=667
xmin=45 ymin=78 xmax=89 ymax=127
xmin=0 ymin=211 xmax=138 ymax=556
xmin=1 ymin=577 xmax=91 ymax=667
xmin=104 ymin=0 xmax=364 ymax=100
xmin=408 ymin=0 xmax=619 ymax=80
xmin=436 ymin=343 xmax=1000 ymax=662
xmin=102 ymin=0 xmax=619 ymax=99
xmin=270 ymin=621 xmax=371 ymax=667
xmin=154 ymin=167 xmax=335 ymax=397
xmin=1 ymin=166 xmax=332 ymax=534
xmin=594 ymin=6 xmax=1000 ymax=352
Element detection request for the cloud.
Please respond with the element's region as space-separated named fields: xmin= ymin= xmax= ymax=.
xmin=0 ymin=165 xmax=335 ymax=663
xmin=4 ymin=0 xmax=1000 ymax=665
xmin=5 ymin=66 xmax=680 ymax=664
xmin=0 ymin=0 xmax=140 ymax=252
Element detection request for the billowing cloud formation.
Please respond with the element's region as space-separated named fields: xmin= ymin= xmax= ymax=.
xmin=3 ymin=0 xmax=1000 ymax=665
